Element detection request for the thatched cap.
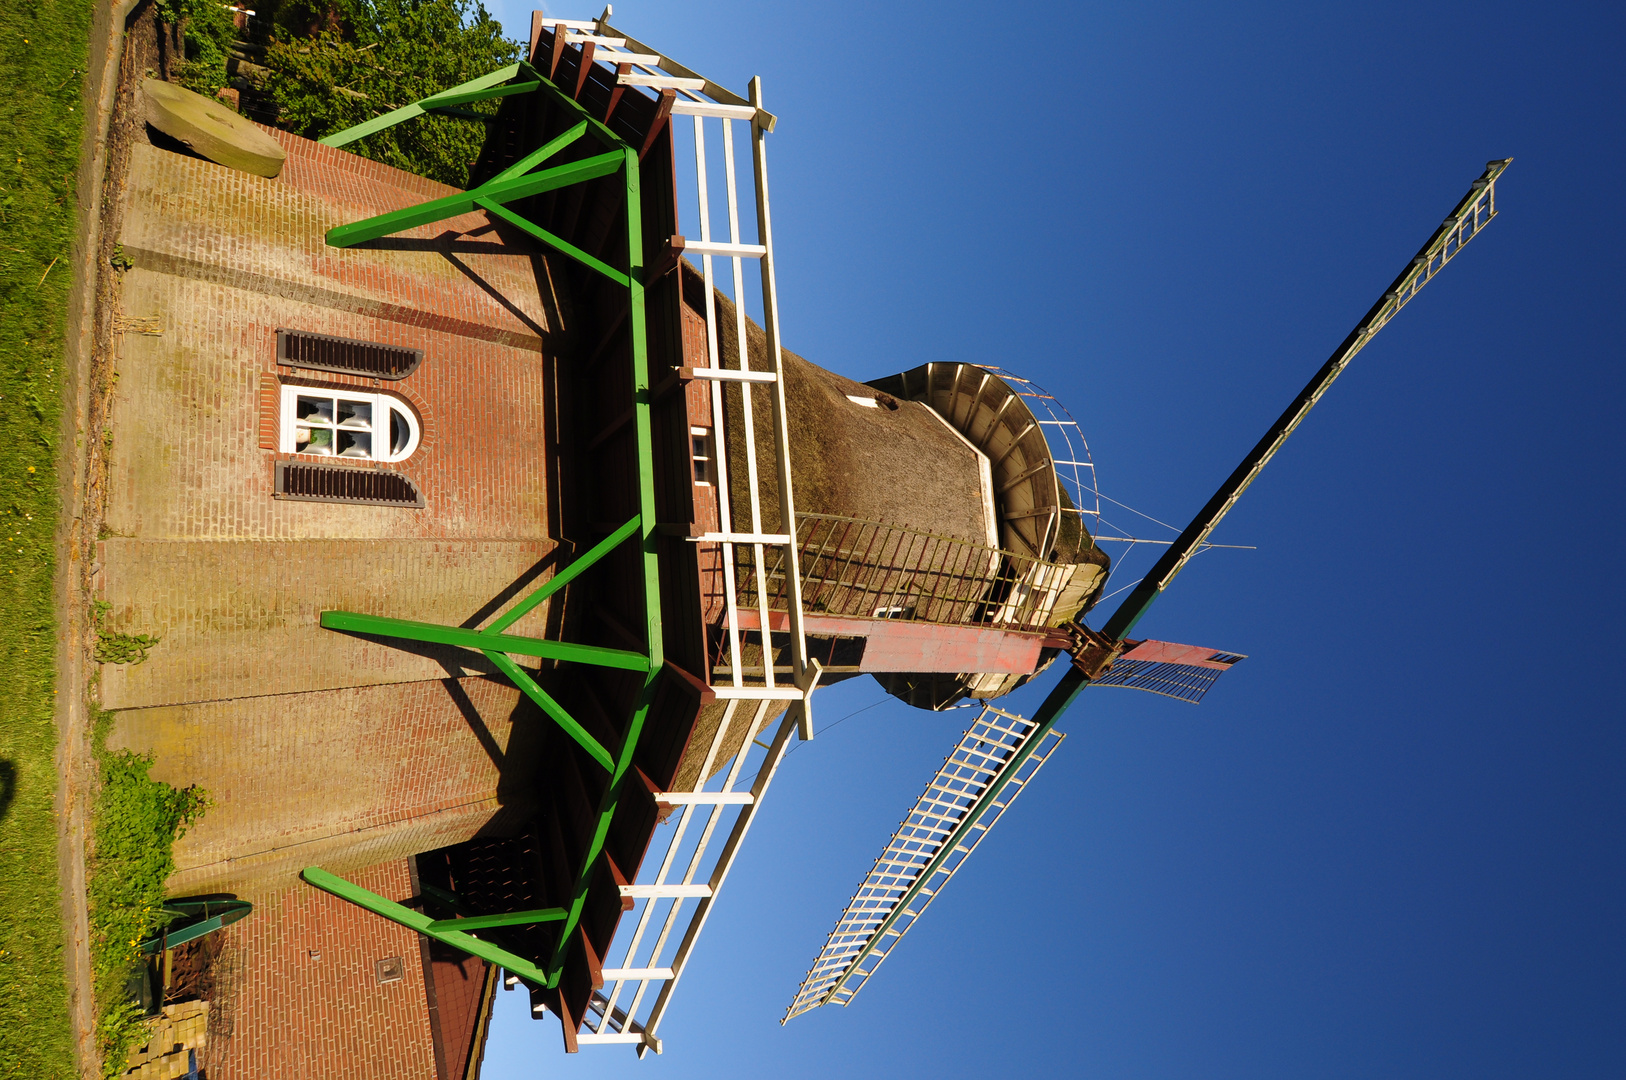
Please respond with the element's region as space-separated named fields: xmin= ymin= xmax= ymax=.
xmin=867 ymin=361 xmax=1109 ymax=574
xmin=701 ymin=281 xmax=992 ymax=548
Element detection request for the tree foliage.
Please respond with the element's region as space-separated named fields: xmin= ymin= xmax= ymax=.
xmin=262 ymin=0 xmax=520 ymax=187
xmin=156 ymin=0 xmax=238 ymax=97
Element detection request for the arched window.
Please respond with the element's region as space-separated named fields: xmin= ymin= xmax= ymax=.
xmin=278 ymin=385 xmax=421 ymax=462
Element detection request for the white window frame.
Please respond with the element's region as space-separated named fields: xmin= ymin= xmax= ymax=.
xmin=690 ymin=425 xmax=715 ymax=486
xmin=278 ymin=384 xmax=421 ymax=463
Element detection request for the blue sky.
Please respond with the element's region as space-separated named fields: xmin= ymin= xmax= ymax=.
xmin=470 ymin=2 xmax=1624 ymax=1076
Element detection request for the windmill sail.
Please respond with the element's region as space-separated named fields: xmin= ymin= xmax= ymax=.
xmin=1089 ymin=639 xmax=1246 ymax=704
xmin=783 ymin=705 xmax=1063 ymax=1021
xmin=784 ymin=160 xmax=1510 ymax=1026
xmin=1101 ymin=159 xmax=1512 ymax=641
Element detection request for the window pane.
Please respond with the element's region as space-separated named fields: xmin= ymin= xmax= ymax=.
xmin=336 ymin=399 xmax=372 ymax=429
xmin=337 ymin=430 xmax=372 ymax=459
xmin=297 ymin=425 xmax=334 ymax=455
xmin=391 ymin=410 xmax=409 ymax=456
xmin=297 ymin=395 xmax=334 ymax=425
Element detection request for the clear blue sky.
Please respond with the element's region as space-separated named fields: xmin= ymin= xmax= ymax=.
xmin=472 ymin=2 xmax=1624 ymax=1076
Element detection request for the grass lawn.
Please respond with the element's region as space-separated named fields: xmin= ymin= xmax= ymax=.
xmin=1 ymin=7 xmax=220 ymax=1076
xmin=0 ymin=0 xmax=95 ymax=1075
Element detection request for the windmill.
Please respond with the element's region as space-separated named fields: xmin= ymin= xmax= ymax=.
xmin=261 ymin=2 xmax=1514 ymax=1050
xmin=784 ymin=158 xmax=1513 ymax=1020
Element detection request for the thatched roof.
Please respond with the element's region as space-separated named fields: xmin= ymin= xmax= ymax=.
xmin=694 ymin=276 xmax=992 ymax=548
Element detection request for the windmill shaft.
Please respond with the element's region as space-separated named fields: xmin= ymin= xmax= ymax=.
xmin=1100 ymin=159 xmax=1511 ymax=641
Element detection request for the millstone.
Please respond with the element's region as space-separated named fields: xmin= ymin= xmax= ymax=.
xmin=141 ymin=78 xmax=287 ymax=178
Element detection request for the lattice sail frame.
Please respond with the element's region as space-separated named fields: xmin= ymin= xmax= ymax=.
xmin=783 ymin=158 xmax=1515 ymax=1025
xmin=784 ymin=705 xmax=1065 ymax=1020
xmin=1091 ymin=642 xmax=1247 ymax=704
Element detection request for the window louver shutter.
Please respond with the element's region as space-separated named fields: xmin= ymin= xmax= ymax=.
xmin=275 ymin=462 xmax=424 ymax=507
xmin=277 ymin=329 xmax=423 ymax=380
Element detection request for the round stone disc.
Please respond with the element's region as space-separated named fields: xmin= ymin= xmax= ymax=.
xmin=142 ymin=78 xmax=287 ymax=179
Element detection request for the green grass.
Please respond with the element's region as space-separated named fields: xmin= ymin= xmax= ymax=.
xmin=0 ymin=10 xmax=222 ymax=1077
xmin=0 ymin=0 xmax=95 ymax=1076
xmin=87 ymin=724 xmax=207 ymax=1078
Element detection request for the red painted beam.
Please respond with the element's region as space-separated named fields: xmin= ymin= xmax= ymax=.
xmin=732 ymin=610 xmax=1066 ymax=674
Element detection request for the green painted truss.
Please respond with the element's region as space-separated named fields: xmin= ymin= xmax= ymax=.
xmin=306 ymin=61 xmax=665 ymax=995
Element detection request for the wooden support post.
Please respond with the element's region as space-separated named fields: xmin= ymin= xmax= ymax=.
xmin=550 ymin=22 xmax=568 ymax=79
xmin=604 ymin=64 xmax=630 ymax=123
xmin=604 ymin=850 xmax=635 ymax=911
xmin=557 ymin=988 xmax=580 ymax=1053
xmin=643 ymin=233 xmax=685 ymax=282
xmin=638 ymin=89 xmax=676 ymax=161
xmin=528 ymin=9 xmax=545 ymax=66
xmin=574 ymin=42 xmax=596 ymax=99
xmin=581 ymin=926 xmax=605 ymax=988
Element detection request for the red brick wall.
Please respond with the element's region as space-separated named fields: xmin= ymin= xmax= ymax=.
xmin=424 ymin=947 xmax=491 ymax=1080
xmin=110 ymin=675 xmax=543 ymax=901
xmin=102 ymin=128 xmax=575 ymax=708
xmin=106 ymin=239 xmax=561 ymax=545
xmin=204 ymin=859 xmax=437 ymax=1080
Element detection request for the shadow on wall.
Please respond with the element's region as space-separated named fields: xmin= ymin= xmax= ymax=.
xmin=0 ymin=759 xmax=14 ymax=823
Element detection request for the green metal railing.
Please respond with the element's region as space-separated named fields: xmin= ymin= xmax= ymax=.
xmin=303 ymin=60 xmax=664 ymax=998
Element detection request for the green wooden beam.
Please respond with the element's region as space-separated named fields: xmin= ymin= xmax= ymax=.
xmin=489 ymin=120 xmax=589 ymax=184
xmin=482 ymin=649 xmax=615 ymax=772
xmin=622 ymin=145 xmax=665 ymax=686
xmin=425 ymin=80 xmax=539 ymax=110
xmin=302 ymin=867 xmax=550 ymax=986
xmin=318 ymin=609 xmax=649 ymax=672
xmin=421 ymin=883 xmax=471 ymax=915
xmin=319 ymin=63 xmax=523 ymax=148
xmin=486 ymin=515 xmax=641 ymax=635
xmin=317 ymin=65 xmax=673 ymax=1001
xmin=325 ymin=150 xmax=624 ymax=248
xmin=477 ymin=197 xmax=630 ymax=286
xmin=427 ymin=908 xmax=566 ymax=932
xmin=320 ymin=517 xmax=644 ymax=772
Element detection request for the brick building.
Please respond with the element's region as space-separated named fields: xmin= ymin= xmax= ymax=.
xmin=100 ymin=119 xmax=560 ymax=1075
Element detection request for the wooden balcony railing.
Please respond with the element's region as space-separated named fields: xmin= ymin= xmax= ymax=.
xmin=734 ymin=513 xmax=1082 ymax=636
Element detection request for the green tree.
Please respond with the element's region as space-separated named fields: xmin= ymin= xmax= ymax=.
xmin=262 ymin=0 xmax=520 ymax=187
xmin=157 ymin=0 xmax=239 ymax=96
